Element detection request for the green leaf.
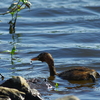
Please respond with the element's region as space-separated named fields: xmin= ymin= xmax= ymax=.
xmin=10 ymin=12 xmax=15 ymax=15
xmin=17 ymin=9 xmax=21 ymax=12
xmin=17 ymin=15 xmax=21 ymax=17
xmin=17 ymin=5 xmax=21 ymax=8
xmin=20 ymin=0 xmax=23 ymax=2
xmin=25 ymin=2 xmax=32 ymax=8
xmin=22 ymin=0 xmax=27 ymax=3
xmin=8 ymin=3 xmax=18 ymax=10
xmin=10 ymin=46 xmax=16 ymax=55
xmin=3 ymin=50 xmax=11 ymax=53
xmin=55 ymin=83 xmax=59 ymax=88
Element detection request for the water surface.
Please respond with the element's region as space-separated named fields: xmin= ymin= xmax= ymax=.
xmin=0 ymin=0 xmax=100 ymax=100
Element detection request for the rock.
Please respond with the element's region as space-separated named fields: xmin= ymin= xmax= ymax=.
xmin=1 ymin=76 xmax=30 ymax=92
xmin=0 ymin=86 xmax=25 ymax=100
xmin=0 ymin=95 xmax=11 ymax=100
xmin=55 ymin=95 xmax=80 ymax=100
xmin=0 ymin=76 xmax=43 ymax=100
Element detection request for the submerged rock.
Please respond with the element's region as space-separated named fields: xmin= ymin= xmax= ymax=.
xmin=27 ymin=78 xmax=53 ymax=91
xmin=0 ymin=76 xmax=43 ymax=100
xmin=55 ymin=95 xmax=80 ymax=100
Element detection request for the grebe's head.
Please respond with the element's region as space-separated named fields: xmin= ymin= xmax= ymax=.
xmin=31 ymin=52 xmax=53 ymax=63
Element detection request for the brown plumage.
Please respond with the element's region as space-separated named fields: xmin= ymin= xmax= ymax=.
xmin=31 ymin=52 xmax=100 ymax=82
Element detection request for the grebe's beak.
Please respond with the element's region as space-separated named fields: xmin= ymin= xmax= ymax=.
xmin=30 ymin=57 xmax=38 ymax=64
xmin=31 ymin=57 xmax=38 ymax=61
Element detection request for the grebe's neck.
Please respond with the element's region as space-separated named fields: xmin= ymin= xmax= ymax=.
xmin=47 ymin=59 xmax=57 ymax=76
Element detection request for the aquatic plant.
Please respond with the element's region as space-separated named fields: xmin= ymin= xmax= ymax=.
xmin=0 ymin=0 xmax=31 ymax=33
xmin=55 ymin=83 xmax=59 ymax=88
xmin=0 ymin=0 xmax=31 ymax=15
xmin=0 ymin=0 xmax=32 ymax=64
xmin=55 ymin=83 xmax=59 ymax=91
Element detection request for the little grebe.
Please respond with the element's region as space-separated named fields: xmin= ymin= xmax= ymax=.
xmin=31 ymin=52 xmax=100 ymax=82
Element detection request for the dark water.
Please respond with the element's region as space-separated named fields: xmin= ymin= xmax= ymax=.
xmin=1 ymin=0 xmax=100 ymax=99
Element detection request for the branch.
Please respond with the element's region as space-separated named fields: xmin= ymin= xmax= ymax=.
xmin=0 ymin=0 xmax=31 ymax=15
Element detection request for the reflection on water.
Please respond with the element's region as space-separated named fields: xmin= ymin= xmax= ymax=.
xmin=1 ymin=0 xmax=100 ymax=100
